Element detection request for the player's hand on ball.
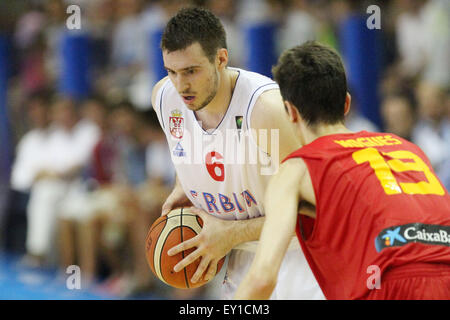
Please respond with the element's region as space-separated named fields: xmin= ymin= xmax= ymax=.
xmin=161 ymin=185 xmax=192 ymax=216
xmin=168 ymin=207 xmax=234 ymax=283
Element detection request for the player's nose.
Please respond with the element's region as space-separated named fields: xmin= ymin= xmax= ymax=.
xmin=174 ymin=76 xmax=190 ymax=93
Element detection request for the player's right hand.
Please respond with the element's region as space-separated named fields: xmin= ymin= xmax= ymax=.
xmin=161 ymin=186 xmax=192 ymax=216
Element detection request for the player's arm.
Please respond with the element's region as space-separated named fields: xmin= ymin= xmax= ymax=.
xmin=161 ymin=175 xmax=193 ymax=216
xmin=168 ymin=207 xmax=265 ymax=283
xmin=166 ymin=90 xmax=301 ymax=282
xmin=234 ymin=158 xmax=309 ymax=299
xmin=250 ymin=89 xmax=302 ymax=163
xmin=151 ymin=77 xmax=192 ymax=215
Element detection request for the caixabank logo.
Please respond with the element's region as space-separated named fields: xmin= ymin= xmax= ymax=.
xmin=375 ymin=223 xmax=450 ymax=252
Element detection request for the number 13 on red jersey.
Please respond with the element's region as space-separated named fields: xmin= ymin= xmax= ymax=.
xmin=352 ymin=148 xmax=445 ymax=196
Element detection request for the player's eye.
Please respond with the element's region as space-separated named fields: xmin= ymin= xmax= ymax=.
xmin=185 ymin=69 xmax=195 ymax=75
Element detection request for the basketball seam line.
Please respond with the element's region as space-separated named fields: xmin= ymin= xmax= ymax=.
xmin=180 ymin=208 xmax=190 ymax=288
xmin=149 ymin=214 xmax=198 ymax=233
xmin=157 ymin=224 xmax=170 ymax=285
xmin=155 ymin=214 xmax=184 ymax=285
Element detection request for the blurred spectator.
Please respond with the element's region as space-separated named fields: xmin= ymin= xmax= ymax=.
xmin=412 ymin=81 xmax=450 ymax=184
xmin=419 ymin=0 xmax=450 ymax=87
xmin=85 ymin=0 xmax=115 ymax=75
xmin=7 ymin=90 xmax=52 ymax=253
xmin=381 ymin=90 xmax=417 ymax=140
xmin=14 ymin=4 xmax=48 ymax=95
xmin=129 ymin=0 xmax=188 ymax=110
xmin=23 ymin=96 xmax=100 ymax=268
xmin=346 ymin=91 xmax=380 ymax=132
xmin=111 ymin=0 xmax=146 ymax=72
xmin=395 ymin=0 xmax=450 ymax=86
xmin=209 ymin=0 xmax=244 ymax=67
xmin=73 ymin=102 xmax=152 ymax=296
xmin=55 ymin=96 xmax=106 ymax=285
xmin=70 ymin=102 xmax=178 ymax=297
xmin=125 ymin=109 xmax=174 ymax=297
xmin=346 ymin=108 xmax=380 ymax=133
xmin=42 ymin=0 xmax=67 ymax=84
xmin=109 ymin=0 xmax=149 ymax=109
xmin=277 ymin=0 xmax=318 ymax=54
xmin=235 ymin=0 xmax=270 ymax=24
xmin=74 ymin=102 xmax=139 ymax=292
xmin=10 ymin=91 xmax=52 ymax=193
xmin=440 ymin=91 xmax=450 ymax=190
xmin=395 ymin=0 xmax=429 ymax=78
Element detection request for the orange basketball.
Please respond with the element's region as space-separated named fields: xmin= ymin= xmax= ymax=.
xmin=145 ymin=207 xmax=225 ymax=289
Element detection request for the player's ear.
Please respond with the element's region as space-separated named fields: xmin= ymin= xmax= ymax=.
xmin=284 ymin=101 xmax=300 ymax=124
xmin=344 ymin=92 xmax=351 ymax=116
xmin=216 ymin=48 xmax=228 ymax=70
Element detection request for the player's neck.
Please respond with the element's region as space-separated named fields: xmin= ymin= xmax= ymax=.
xmin=303 ymin=123 xmax=353 ymax=144
xmin=194 ymin=68 xmax=237 ymax=130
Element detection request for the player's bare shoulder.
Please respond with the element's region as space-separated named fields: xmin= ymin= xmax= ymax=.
xmin=282 ymin=157 xmax=316 ymax=209
xmin=250 ymin=89 xmax=285 ymax=129
xmin=264 ymin=157 xmax=308 ymax=215
xmin=151 ymin=76 xmax=170 ymax=107
xmin=250 ymin=89 xmax=301 ymax=159
xmin=276 ymin=158 xmax=308 ymax=191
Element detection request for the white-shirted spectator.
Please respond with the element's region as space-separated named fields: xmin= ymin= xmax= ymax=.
xmin=277 ymin=0 xmax=318 ymax=55
xmin=209 ymin=0 xmax=245 ymax=68
xmin=412 ymin=82 xmax=450 ymax=182
xmin=396 ymin=0 xmax=450 ymax=86
xmin=24 ymin=97 xmax=100 ymax=267
xmin=111 ymin=0 xmax=146 ymax=69
xmin=395 ymin=0 xmax=428 ymax=78
xmin=11 ymin=92 xmax=52 ymax=193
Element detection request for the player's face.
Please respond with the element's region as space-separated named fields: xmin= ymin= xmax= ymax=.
xmin=163 ymin=42 xmax=219 ymax=112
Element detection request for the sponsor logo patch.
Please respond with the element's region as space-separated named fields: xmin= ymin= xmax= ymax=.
xmin=375 ymin=223 xmax=450 ymax=252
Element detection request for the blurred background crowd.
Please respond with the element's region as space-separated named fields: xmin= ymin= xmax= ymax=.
xmin=0 ymin=0 xmax=448 ymax=299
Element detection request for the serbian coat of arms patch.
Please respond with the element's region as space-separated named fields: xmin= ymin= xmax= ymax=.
xmin=169 ymin=109 xmax=184 ymax=139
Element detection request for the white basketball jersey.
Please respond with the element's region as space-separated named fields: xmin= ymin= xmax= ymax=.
xmin=154 ymin=67 xmax=279 ymax=221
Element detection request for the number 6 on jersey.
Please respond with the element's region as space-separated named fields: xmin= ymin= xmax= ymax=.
xmin=206 ymin=151 xmax=225 ymax=182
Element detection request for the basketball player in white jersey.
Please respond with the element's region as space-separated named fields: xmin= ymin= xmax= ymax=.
xmin=151 ymin=7 xmax=323 ymax=300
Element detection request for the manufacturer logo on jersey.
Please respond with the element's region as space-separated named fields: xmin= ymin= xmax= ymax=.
xmin=173 ymin=142 xmax=186 ymax=157
xmin=235 ymin=116 xmax=243 ymax=130
xmin=169 ymin=109 xmax=184 ymax=139
xmin=375 ymin=223 xmax=450 ymax=252
xmin=235 ymin=116 xmax=243 ymax=141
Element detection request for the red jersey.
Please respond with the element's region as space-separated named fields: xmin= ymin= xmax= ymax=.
xmin=284 ymin=131 xmax=450 ymax=299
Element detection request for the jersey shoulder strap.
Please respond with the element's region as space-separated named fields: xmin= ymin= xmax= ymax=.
xmin=153 ymin=78 xmax=172 ymax=130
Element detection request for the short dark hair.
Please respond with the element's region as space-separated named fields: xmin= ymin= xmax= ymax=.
xmin=272 ymin=41 xmax=348 ymax=126
xmin=161 ymin=7 xmax=227 ymax=62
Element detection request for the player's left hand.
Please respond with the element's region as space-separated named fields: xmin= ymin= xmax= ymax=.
xmin=167 ymin=207 xmax=235 ymax=283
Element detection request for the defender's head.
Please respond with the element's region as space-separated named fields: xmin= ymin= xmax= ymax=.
xmin=272 ymin=42 xmax=350 ymax=128
xmin=161 ymin=7 xmax=228 ymax=111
